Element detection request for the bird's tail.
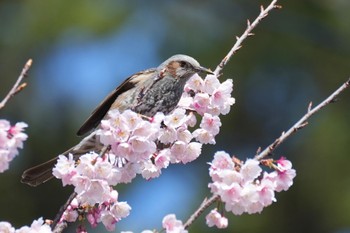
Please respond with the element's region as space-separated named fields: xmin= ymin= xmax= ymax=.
xmin=21 ymin=156 xmax=61 ymax=187
xmin=21 ymin=132 xmax=102 ymax=187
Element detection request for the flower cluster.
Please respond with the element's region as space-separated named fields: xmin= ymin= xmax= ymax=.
xmin=208 ymin=151 xmax=296 ymax=218
xmin=206 ymin=208 xmax=228 ymax=229
xmin=0 ymin=218 xmax=52 ymax=233
xmin=53 ymin=152 xmax=131 ymax=231
xmin=53 ymin=73 xmax=235 ymax=231
xmin=0 ymin=120 xmax=28 ymax=172
xmin=181 ymin=74 xmax=235 ymax=144
xmin=182 ymin=74 xmax=235 ymax=116
xmin=162 ymin=214 xmax=187 ymax=233
xmin=96 ymin=109 xmax=204 ymax=182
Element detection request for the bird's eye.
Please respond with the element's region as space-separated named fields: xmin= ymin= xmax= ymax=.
xmin=179 ymin=61 xmax=187 ymax=68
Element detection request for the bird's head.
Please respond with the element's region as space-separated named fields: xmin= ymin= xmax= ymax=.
xmin=158 ymin=54 xmax=213 ymax=80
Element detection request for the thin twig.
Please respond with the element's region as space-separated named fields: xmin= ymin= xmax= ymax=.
xmin=0 ymin=59 xmax=32 ymax=110
xmin=183 ymin=195 xmax=220 ymax=229
xmin=213 ymin=0 xmax=280 ymax=76
xmin=255 ymin=77 xmax=350 ymax=160
xmin=51 ymin=192 xmax=77 ymax=232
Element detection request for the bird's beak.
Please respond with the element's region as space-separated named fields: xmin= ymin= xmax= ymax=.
xmin=196 ymin=66 xmax=214 ymax=75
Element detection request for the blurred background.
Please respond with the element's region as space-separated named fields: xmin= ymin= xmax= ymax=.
xmin=1 ymin=0 xmax=350 ymax=232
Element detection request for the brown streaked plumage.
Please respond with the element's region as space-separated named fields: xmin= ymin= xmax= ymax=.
xmin=21 ymin=54 xmax=213 ymax=187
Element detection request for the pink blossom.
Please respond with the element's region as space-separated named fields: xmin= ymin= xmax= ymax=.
xmin=0 ymin=222 xmax=15 ymax=233
xmin=219 ymin=183 xmax=242 ymax=205
xmin=185 ymin=112 xmax=197 ymax=127
xmin=122 ymin=110 xmax=143 ymax=130
xmin=176 ymin=127 xmax=192 ymax=143
xmin=162 ymin=214 xmax=188 ymax=233
xmin=15 ymin=218 xmax=52 ymax=233
xmin=185 ymin=73 xmax=204 ymax=92
xmin=192 ymin=93 xmax=210 ymax=115
xmin=192 ymin=128 xmax=215 ymax=144
xmin=129 ymin=136 xmax=156 ymax=155
xmin=239 ymin=183 xmax=260 ymax=213
xmin=0 ymin=150 xmax=11 ymax=172
xmin=76 ymin=153 xmax=98 ymax=177
xmin=0 ymin=120 xmax=27 ymax=172
xmin=277 ymin=157 xmax=293 ymax=171
xmin=203 ymin=75 xmax=221 ymax=95
xmin=113 ymin=142 xmax=131 ymax=158
xmin=158 ymin=127 xmax=177 ymax=144
xmin=257 ymin=177 xmax=276 ymax=206
xmin=79 ymin=179 xmax=111 ymax=205
xmin=62 ymin=208 xmax=78 ymax=222
xmin=109 ymin=201 xmax=131 ymax=219
xmin=177 ymin=95 xmax=193 ymax=109
xmin=7 ymin=122 xmax=28 ymax=149
xmin=209 ymin=151 xmax=235 ymax=171
xmin=133 ymin=120 xmax=159 ymax=140
xmin=170 ymin=141 xmax=201 ymax=164
xmin=141 ymin=160 xmax=161 ymax=179
xmin=210 ymin=79 xmax=235 ymax=115
xmin=100 ymin=211 xmax=117 ymax=231
xmin=199 ymin=113 xmax=221 ymax=135
xmin=220 ymin=169 xmax=243 ymax=185
xmin=225 ymin=202 xmax=245 ymax=215
xmin=240 ymin=159 xmax=262 ymax=182
xmin=115 ymin=163 xmax=138 ymax=184
xmin=94 ymin=157 xmax=113 ymax=179
xmin=154 ymin=149 xmax=170 ymax=169
xmin=52 ymin=154 xmax=76 ymax=186
xmin=181 ymin=142 xmax=202 ymax=164
xmin=164 ymin=108 xmax=187 ymax=128
xmin=275 ymin=168 xmax=296 ymax=192
xmin=170 ymin=141 xmax=186 ymax=163
xmin=206 ymin=208 xmax=228 ymax=229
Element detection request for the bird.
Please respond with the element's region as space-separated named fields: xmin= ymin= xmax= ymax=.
xmin=21 ymin=54 xmax=213 ymax=187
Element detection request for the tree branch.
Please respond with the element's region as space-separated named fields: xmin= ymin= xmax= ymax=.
xmin=0 ymin=59 xmax=32 ymax=110
xmin=255 ymin=77 xmax=350 ymax=160
xmin=213 ymin=0 xmax=281 ymax=76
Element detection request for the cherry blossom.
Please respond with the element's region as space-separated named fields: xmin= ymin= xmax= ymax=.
xmin=0 ymin=218 xmax=52 ymax=233
xmin=162 ymin=214 xmax=188 ymax=233
xmin=206 ymin=208 xmax=228 ymax=229
xmin=0 ymin=120 xmax=27 ymax=172
xmin=208 ymin=151 xmax=296 ymax=217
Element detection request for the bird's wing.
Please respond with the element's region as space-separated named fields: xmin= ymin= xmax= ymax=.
xmin=76 ymin=68 xmax=156 ymax=136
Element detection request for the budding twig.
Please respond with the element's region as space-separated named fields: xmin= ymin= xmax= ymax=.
xmin=0 ymin=59 xmax=32 ymax=110
xmin=214 ymin=0 xmax=280 ymax=76
xmin=255 ymin=77 xmax=350 ymax=160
